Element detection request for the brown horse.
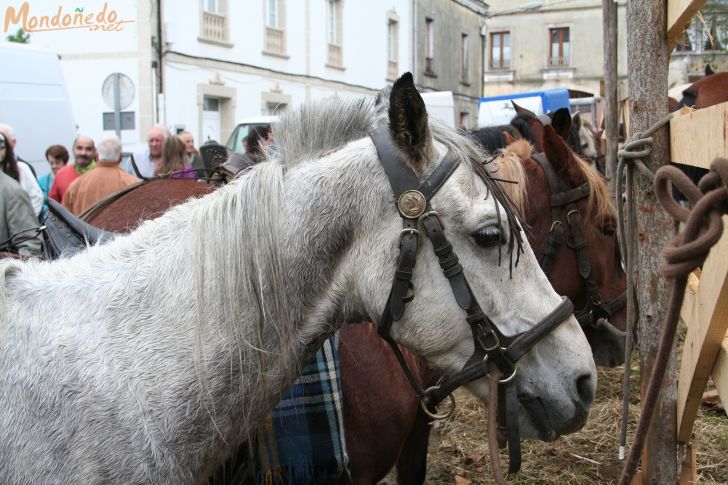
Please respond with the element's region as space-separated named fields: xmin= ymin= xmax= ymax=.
xmin=80 ymin=125 xmax=625 ymax=484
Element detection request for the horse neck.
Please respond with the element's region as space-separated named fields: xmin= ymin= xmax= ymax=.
xmin=2 ymin=152 xmax=381 ymax=481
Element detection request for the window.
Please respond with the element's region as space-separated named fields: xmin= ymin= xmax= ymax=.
xmin=459 ymin=111 xmax=470 ymax=130
xmin=326 ymin=0 xmax=343 ymax=67
xmin=490 ymin=31 xmax=511 ymax=69
xmin=263 ymin=0 xmax=287 ymax=56
xmin=266 ymin=0 xmax=277 ymax=28
xmin=549 ymin=27 xmax=570 ymax=67
xmin=204 ymin=0 xmax=218 ymax=13
xmin=425 ymin=17 xmax=434 ymax=74
xmin=460 ymin=33 xmax=469 ymax=82
xmin=387 ymin=13 xmax=399 ymax=80
xmin=199 ymin=0 xmax=230 ymax=46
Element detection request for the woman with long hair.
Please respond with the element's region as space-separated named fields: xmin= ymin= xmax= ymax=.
xmin=0 ymin=130 xmax=44 ymax=216
xmin=156 ymin=135 xmax=196 ymax=179
xmin=0 ymin=132 xmax=20 ymax=182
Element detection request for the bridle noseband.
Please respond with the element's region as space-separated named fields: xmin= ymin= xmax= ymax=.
xmin=370 ymin=127 xmax=574 ymax=474
xmin=533 ymin=153 xmax=626 ymax=328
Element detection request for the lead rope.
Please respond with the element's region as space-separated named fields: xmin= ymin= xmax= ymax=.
xmin=614 ymin=111 xmax=674 ymax=459
xmin=618 ymin=158 xmax=728 ymax=485
xmin=489 ymin=370 xmax=507 ymax=485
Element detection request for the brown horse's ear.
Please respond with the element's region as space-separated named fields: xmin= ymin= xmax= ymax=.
xmin=550 ymin=108 xmax=572 ymax=140
xmin=388 ymin=72 xmax=432 ymax=171
xmin=542 ymin=124 xmax=586 ymax=186
xmin=503 ymin=130 xmax=517 ymax=145
xmin=511 ymin=100 xmax=535 ymax=116
xmin=705 ymin=63 xmax=715 ymax=76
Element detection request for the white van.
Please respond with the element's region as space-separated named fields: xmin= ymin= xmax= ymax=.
xmin=0 ymin=43 xmax=76 ymax=176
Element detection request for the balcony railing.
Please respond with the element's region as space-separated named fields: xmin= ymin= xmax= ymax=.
xmin=201 ymin=11 xmax=227 ymax=43
xmin=387 ymin=59 xmax=398 ymax=80
xmin=328 ymin=43 xmax=343 ymax=66
xmin=548 ymin=56 xmax=569 ymax=67
xmin=265 ymin=26 xmax=286 ymax=55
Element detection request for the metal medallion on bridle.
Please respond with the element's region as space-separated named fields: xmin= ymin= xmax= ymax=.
xmin=398 ymin=190 xmax=427 ymax=218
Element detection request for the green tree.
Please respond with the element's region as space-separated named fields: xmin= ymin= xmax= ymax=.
xmin=6 ymin=28 xmax=30 ymax=44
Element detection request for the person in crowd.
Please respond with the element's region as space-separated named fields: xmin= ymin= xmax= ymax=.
xmin=179 ymin=131 xmax=204 ymax=175
xmin=156 ymin=135 xmax=196 ymax=179
xmin=123 ymin=124 xmax=169 ymax=178
xmin=219 ymin=126 xmax=272 ymax=179
xmin=0 ymin=135 xmax=41 ymax=257
xmin=0 ymin=124 xmax=44 ymax=217
xmin=242 ymin=125 xmax=273 ymax=165
xmin=38 ymin=145 xmax=70 ymax=218
xmin=62 ymin=135 xmax=139 ymax=216
xmin=49 ymin=135 xmax=97 ymax=202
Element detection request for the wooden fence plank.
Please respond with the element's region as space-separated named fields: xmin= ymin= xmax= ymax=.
xmin=667 ymin=0 xmax=706 ymax=48
xmin=677 ymin=217 xmax=728 ymax=443
xmin=712 ymin=334 xmax=728 ymax=408
xmin=670 ymin=102 xmax=728 ymax=169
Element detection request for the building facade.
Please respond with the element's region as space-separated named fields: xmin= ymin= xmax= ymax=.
xmin=482 ymin=0 xmax=628 ymax=98
xmin=9 ymin=0 xmax=412 ymax=148
xmin=413 ymin=0 xmax=488 ymax=129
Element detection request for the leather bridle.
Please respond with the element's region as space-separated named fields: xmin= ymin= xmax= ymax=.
xmin=533 ymin=153 xmax=626 ymax=329
xmin=370 ymin=127 xmax=574 ymax=474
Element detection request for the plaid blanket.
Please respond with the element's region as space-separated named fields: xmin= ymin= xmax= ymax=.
xmin=253 ymin=334 xmax=349 ymax=485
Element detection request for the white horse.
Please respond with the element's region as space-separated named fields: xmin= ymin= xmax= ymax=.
xmin=0 ymin=74 xmax=596 ymax=483
xmin=572 ymin=111 xmax=600 ymax=170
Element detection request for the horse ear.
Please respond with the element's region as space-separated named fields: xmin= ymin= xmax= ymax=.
xmin=550 ymin=108 xmax=572 ymax=141
xmin=572 ymin=111 xmax=582 ymax=130
xmin=705 ymin=63 xmax=715 ymax=76
xmin=511 ymin=101 xmax=535 ymax=116
xmin=542 ymin=124 xmax=586 ymax=186
xmin=388 ymin=72 xmax=432 ymax=170
xmin=503 ymin=130 xmax=517 ymax=145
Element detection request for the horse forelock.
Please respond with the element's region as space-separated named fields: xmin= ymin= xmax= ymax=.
xmin=577 ymin=156 xmax=616 ymax=225
xmin=493 ymin=140 xmax=531 ymax=218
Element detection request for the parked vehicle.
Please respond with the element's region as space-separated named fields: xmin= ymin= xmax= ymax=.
xmin=0 ymin=43 xmax=76 ymax=176
xmin=477 ymin=88 xmax=570 ymax=127
xmin=225 ymin=115 xmax=278 ymax=154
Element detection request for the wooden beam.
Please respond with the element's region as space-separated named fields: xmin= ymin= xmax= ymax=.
xmin=677 ymin=217 xmax=728 ymax=443
xmin=667 ymin=0 xmax=706 ymax=49
xmin=670 ymin=102 xmax=728 ymax=169
xmin=712 ymin=334 xmax=728 ymax=409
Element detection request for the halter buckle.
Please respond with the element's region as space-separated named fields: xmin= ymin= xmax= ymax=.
xmin=549 ymin=220 xmax=562 ymax=233
xmin=418 ymin=210 xmax=444 ymax=230
xmin=477 ymin=327 xmax=501 ymax=353
xmin=591 ymin=294 xmax=603 ymax=306
xmin=399 ymin=228 xmax=420 ymax=247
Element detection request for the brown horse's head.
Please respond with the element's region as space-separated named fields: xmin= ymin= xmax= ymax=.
xmin=496 ymin=125 xmax=627 ymax=367
xmin=678 ymin=71 xmax=728 ymax=109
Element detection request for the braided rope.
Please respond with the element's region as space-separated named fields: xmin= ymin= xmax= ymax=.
xmin=618 ymin=158 xmax=728 ymax=485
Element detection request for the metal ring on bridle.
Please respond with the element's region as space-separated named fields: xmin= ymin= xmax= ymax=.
xmin=566 ymin=209 xmax=580 ymax=219
xmin=549 ymin=220 xmax=562 ymax=232
xmin=421 ymin=386 xmax=456 ymax=420
xmin=498 ymin=363 xmax=518 ymax=384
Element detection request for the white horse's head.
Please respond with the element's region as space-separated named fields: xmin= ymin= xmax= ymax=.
xmin=572 ymin=112 xmax=599 ymax=166
xmin=347 ymin=74 xmax=596 ymax=440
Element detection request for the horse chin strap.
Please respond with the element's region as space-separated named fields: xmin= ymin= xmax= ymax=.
xmin=533 ymin=153 xmax=627 ymax=329
xmin=370 ymin=127 xmax=574 ymax=477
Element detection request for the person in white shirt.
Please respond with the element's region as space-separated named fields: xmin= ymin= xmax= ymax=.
xmin=0 ymin=124 xmax=43 ymax=216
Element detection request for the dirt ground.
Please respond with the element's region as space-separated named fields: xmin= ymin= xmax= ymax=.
xmin=383 ymin=362 xmax=727 ymax=484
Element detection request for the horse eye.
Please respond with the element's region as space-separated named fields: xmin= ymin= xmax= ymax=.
xmin=472 ymin=225 xmax=505 ymax=248
xmin=601 ymin=225 xmax=616 ymax=236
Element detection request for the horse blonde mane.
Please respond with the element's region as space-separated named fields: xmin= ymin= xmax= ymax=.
xmin=494 ymin=140 xmax=615 ymax=225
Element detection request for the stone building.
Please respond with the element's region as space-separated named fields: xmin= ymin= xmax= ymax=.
xmin=482 ymin=0 xmax=628 ymax=99
xmin=413 ymin=0 xmax=488 ymax=129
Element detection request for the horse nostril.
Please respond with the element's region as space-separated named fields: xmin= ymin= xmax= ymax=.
xmin=576 ymin=373 xmax=595 ymax=408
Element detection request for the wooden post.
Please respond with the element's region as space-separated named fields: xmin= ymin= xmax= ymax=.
xmin=602 ymin=0 xmax=618 ymax=195
xmin=626 ymin=2 xmax=678 ymax=483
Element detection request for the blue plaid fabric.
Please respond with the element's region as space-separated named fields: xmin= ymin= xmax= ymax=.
xmin=254 ymin=333 xmax=349 ymax=485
